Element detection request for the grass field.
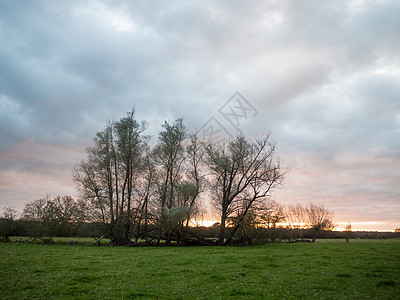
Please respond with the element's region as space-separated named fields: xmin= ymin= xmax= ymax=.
xmin=9 ymin=236 xmax=112 ymax=246
xmin=0 ymin=239 xmax=399 ymax=299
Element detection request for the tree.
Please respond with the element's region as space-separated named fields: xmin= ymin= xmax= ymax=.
xmin=22 ymin=196 xmax=88 ymax=238
xmin=227 ymin=200 xmax=286 ymax=244
xmin=132 ymin=152 xmax=156 ymax=243
xmin=152 ymin=118 xmax=193 ymax=245
xmin=227 ymin=209 xmax=259 ymax=245
xmin=285 ymin=204 xmax=303 ymax=242
xmin=344 ymin=222 xmax=352 ymax=243
xmin=258 ymin=200 xmax=285 ymax=242
xmin=205 ymin=134 xmax=285 ymax=245
xmin=22 ymin=196 xmax=57 ymax=238
xmin=73 ymin=109 xmax=148 ymax=245
xmin=152 ymin=118 xmax=187 ymax=211
xmin=289 ymin=203 xmax=335 ymax=243
xmin=0 ymin=206 xmax=18 ymax=242
xmin=179 ymin=132 xmax=205 ymax=240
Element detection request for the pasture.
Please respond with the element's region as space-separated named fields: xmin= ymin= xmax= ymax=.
xmin=0 ymin=239 xmax=399 ymax=299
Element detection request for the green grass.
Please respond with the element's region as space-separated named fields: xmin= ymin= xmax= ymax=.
xmin=0 ymin=239 xmax=399 ymax=299
xmin=10 ymin=236 xmax=112 ymax=245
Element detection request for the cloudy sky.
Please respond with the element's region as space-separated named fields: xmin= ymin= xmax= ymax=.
xmin=1 ymin=0 xmax=399 ymax=230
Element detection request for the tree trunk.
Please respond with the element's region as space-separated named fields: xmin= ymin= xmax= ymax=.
xmin=166 ymin=232 xmax=172 ymax=246
xmin=271 ymin=223 xmax=276 ymax=242
xmin=224 ymin=196 xmax=256 ymax=246
xmin=224 ymin=223 xmax=239 ymax=246
xmin=218 ymin=212 xmax=227 ymax=245
xmin=311 ymin=228 xmax=318 ymax=243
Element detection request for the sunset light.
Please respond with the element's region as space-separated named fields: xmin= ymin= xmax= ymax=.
xmin=1 ymin=1 xmax=399 ymax=298
xmin=1 ymin=1 xmax=399 ymax=233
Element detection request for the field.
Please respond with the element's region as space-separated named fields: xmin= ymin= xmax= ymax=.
xmin=0 ymin=239 xmax=399 ymax=299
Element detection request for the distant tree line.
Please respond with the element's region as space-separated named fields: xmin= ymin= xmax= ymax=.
xmin=6 ymin=109 xmax=393 ymax=245
xmin=2 ymin=199 xmax=398 ymax=244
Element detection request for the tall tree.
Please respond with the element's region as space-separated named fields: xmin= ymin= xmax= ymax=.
xmin=133 ymin=152 xmax=157 ymax=243
xmin=73 ymin=109 xmax=147 ymax=245
xmin=176 ymin=132 xmax=205 ymax=244
xmin=153 ymin=118 xmax=187 ymax=209
xmin=205 ymin=134 xmax=285 ymax=245
xmin=182 ymin=132 xmax=205 ymax=227
xmin=152 ymin=118 xmax=187 ymax=244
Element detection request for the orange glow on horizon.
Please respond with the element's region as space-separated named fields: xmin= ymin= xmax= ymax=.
xmin=190 ymin=219 xmax=219 ymax=227
xmin=190 ymin=219 xmax=395 ymax=232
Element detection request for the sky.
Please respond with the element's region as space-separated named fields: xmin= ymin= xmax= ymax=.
xmin=0 ymin=0 xmax=399 ymax=231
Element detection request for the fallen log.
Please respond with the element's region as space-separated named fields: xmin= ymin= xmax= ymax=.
xmin=91 ymin=235 xmax=105 ymax=246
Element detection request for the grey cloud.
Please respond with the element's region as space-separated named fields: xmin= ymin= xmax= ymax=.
xmin=0 ymin=0 xmax=399 ymax=229
xmin=274 ymin=0 xmax=400 ymax=72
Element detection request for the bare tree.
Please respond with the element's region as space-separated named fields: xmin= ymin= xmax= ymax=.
xmin=344 ymin=222 xmax=352 ymax=243
xmin=151 ymin=118 xmax=187 ymax=244
xmin=181 ymin=133 xmax=205 ymax=232
xmin=133 ymin=152 xmax=157 ymax=243
xmin=205 ymin=134 xmax=285 ymax=245
xmin=285 ymin=204 xmax=302 ymax=242
xmin=153 ymin=118 xmax=187 ymax=210
xmin=21 ymin=196 xmax=89 ymax=238
xmin=259 ymin=200 xmax=285 ymax=229
xmin=73 ymin=109 xmax=147 ymax=245
xmin=258 ymin=200 xmax=285 ymax=241
xmin=289 ymin=203 xmax=335 ymax=243
xmin=51 ymin=196 xmax=88 ymax=224
xmin=1 ymin=206 xmax=18 ymax=221
xmin=0 ymin=206 xmax=18 ymax=242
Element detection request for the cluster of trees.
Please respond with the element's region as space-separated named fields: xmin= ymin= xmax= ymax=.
xmin=1 ymin=198 xmax=337 ymax=245
xmin=286 ymin=203 xmax=335 ymax=243
xmin=71 ymin=109 xmax=289 ymax=245
xmin=214 ymin=201 xmax=336 ymax=245
xmin=20 ymin=196 xmax=88 ymax=238
xmin=0 ymin=196 xmax=90 ymax=242
xmin=0 ymin=206 xmax=18 ymax=242
xmin=0 ymin=109 xmax=339 ymax=245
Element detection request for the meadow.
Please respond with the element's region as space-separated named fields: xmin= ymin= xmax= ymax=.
xmin=0 ymin=239 xmax=399 ymax=299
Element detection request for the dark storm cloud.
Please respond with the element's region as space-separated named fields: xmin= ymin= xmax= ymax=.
xmin=0 ymin=0 xmax=399 ymax=229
